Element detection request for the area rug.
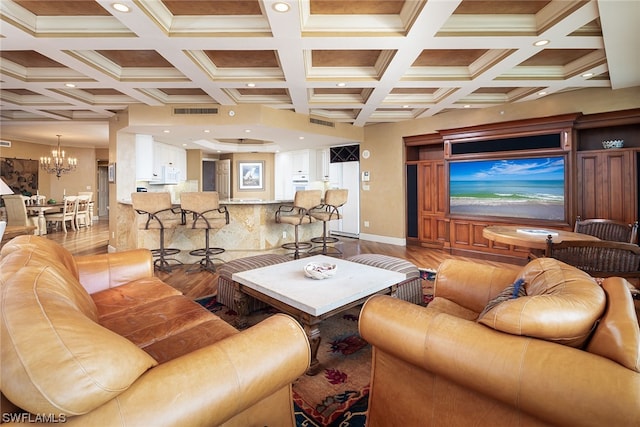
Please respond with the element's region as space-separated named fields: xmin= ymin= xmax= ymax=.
xmin=196 ymin=272 xmax=435 ymax=426
xmin=196 ymin=296 xmax=369 ymax=427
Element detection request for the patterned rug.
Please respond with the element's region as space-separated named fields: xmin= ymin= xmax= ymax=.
xmin=196 ymin=297 xmax=369 ymax=426
xmin=196 ymin=272 xmax=435 ymax=427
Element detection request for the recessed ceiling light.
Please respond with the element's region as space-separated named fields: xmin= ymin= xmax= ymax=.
xmin=298 ymin=136 xmax=305 ymax=140
xmin=64 ymin=83 xmax=76 ymax=88
xmin=463 ymin=104 xmax=471 ymax=108
xmin=538 ymin=91 xmax=547 ymax=96
xmin=582 ymin=72 xmax=594 ymax=78
xmin=182 ymin=143 xmax=187 ymax=147
xmin=246 ymin=83 xmax=256 ymax=87
xmin=204 ymin=129 xmax=210 ymax=133
xmin=336 ymin=82 xmax=346 ymax=87
xmin=402 ymin=105 xmax=410 ymax=109
xmin=112 ymin=3 xmax=130 ymax=13
xmin=163 ymin=129 xmax=170 ymax=133
xmin=244 ymin=129 xmax=251 ymax=133
xmin=533 ymin=39 xmax=549 ymax=47
xmin=273 ymin=2 xmax=290 ymax=12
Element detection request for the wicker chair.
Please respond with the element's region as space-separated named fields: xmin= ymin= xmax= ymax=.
xmin=545 ymin=236 xmax=640 ymax=279
xmin=574 ymin=216 xmax=638 ymax=244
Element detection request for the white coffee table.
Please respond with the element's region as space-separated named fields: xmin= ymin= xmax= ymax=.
xmin=232 ymin=254 xmax=406 ymax=375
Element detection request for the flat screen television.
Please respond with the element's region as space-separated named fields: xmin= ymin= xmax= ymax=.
xmin=448 ymin=155 xmax=566 ymax=221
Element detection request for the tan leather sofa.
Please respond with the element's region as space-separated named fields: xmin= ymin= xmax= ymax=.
xmin=0 ymin=235 xmax=310 ymax=426
xmin=360 ymin=257 xmax=640 ymax=427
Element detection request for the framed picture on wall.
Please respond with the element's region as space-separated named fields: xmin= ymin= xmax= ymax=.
xmin=238 ymin=161 xmax=263 ymax=190
xmin=108 ymin=163 xmax=116 ymax=183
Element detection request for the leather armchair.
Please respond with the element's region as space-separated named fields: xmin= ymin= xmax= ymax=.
xmin=360 ymin=257 xmax=640 ymax=427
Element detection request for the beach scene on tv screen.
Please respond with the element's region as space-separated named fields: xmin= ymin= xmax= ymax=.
xmin=449 ymin=157 xmax=565 ymax=220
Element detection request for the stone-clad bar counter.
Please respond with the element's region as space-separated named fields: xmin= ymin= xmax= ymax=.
xmin=119 ymin=198 xmax=323 ymax=263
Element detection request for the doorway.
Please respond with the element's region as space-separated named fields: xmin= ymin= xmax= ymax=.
xmin=97 ymin=165 xmax=109 ymax=218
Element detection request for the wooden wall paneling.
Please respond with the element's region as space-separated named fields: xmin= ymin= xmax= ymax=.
xmin=577 ymin=150 xmax=634 ymax=223
xmin=420 ymin=217 xmax=435 ymax=241
xmin=435 ymin=217 xmax=450 ymax=245
xmin=471 ymin=222 xmax=490 ymax=250
xmin=602 ymin=150 xmax=633 ymax=221
xmin=420 ymin=162 xmax=435 ymax=213
xmin=435 ymin=162 xmax=446 ymax=214
xmin=577 ymin=152 xmax=599 ymax=219
xmin=451 ymin=220 xmax=471 ymax=247
xmin=406 ymin=110 xmax=638 ymax=258
xmin=417 ymin=160 xmax=447 ymax=247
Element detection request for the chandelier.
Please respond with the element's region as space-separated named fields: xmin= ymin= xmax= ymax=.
xmin=40 ymin=134 xmax=77 ymax=179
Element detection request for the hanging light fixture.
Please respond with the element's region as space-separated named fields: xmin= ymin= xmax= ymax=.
xmin=40 ymin=135 xmax=77 ymax=179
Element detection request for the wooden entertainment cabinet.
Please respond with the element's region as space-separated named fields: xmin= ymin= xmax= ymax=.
xmin=405 ymin=108 xmax=640 ymax=261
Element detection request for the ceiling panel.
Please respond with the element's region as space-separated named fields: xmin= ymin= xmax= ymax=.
xmin=0 ymin=0 xmax=637 ymax=151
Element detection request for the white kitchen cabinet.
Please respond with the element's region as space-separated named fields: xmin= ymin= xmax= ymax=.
xmin=135 ymin=134 xmax=154 ymax=181
xmin=275 ymin=152 xmax=293 ymax=200
xmin=136 ymin=134 xmax=186 ymax=184
xmin=317 ymin=148 xmax=330 ymax=181
xmin=291 ymin=150 xmax=310 ymax=174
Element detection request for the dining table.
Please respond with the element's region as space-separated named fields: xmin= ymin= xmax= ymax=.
xmin=482 ymin=225 xmax=601 ymax=251
xmin=26 ymin=203 xmax=64 ymax=236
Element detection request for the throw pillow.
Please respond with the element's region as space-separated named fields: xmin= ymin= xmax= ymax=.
xmin=477 ymin=258 xmax=606 ymax=348
xmin=478 ymin=278 xmax=526 ymax=319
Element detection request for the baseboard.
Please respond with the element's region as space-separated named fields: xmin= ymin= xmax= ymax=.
xmin=330 ymin=231 xmax=359 ymax=238
xmin=358 ymin=233 xmax=406 ymax=246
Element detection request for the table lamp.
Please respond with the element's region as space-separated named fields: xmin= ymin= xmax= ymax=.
xmin=0 ymin=177 xmax=14 ymax=222
xmin=0 ymin=178 xmax=13 ymax=196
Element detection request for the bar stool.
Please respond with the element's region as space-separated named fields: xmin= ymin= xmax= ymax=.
xmin=309 ymin=189 xmax=348 ymax=256
xmin=276 ymin=189 xmax=322 ymax=259
xmin=131 ymin=192 xmax=182 ymax=272
xmin=180 ymin=192 xmax=229 ymax=273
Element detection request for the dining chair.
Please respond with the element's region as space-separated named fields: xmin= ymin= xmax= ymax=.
xmin=574 ymin=216 xmax=638 ymax=244
xmin=75 ymin=195 xmax=91 ymax=229
xmin=78 ymin=191 xmax=94 ymax=226
xmin=1 ymin=195 xmax=39 ymax=234
xmin=45 ymin=196 xmax=78 ymax=233
xmin=28 ymin=195 xmax=46 ymax=206
xmin=545 ymin=236 xmax=640 ymax=279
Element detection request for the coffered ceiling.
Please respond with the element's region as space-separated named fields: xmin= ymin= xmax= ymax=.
xmin=0 ymin=0 xmax=638 ymax=152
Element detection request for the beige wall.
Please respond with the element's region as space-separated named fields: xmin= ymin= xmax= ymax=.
xmin=186 ymin=149 xmax=203 ymax=190
xmin=228 ymin=152 xmax=275 ymax=200
xmin=360 ymin=86 xmax=640 ymax=244
xmin=1 ymin=139 xmax=98 ymax=203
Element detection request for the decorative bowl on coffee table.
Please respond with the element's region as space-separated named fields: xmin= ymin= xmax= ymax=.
xmin=304 ymin=262 xmax=337 ymax=280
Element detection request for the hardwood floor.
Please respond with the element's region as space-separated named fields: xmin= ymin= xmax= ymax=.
xmin=42 ymin=220 xmax=521 ymax=299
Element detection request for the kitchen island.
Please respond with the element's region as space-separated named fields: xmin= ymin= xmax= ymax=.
xmin=118 ymin=197 xmax=323 ymax=263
